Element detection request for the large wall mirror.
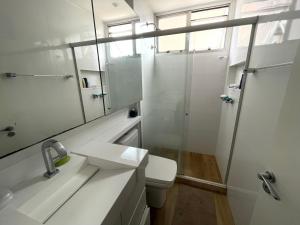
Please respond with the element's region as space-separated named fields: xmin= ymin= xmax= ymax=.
xmin=0 ymin=0 xmax=142 ymax=158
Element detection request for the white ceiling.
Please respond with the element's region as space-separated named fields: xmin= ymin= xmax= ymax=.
xmin=67 ymin=0 xmax=224 ymax=23
xmin=93 ymin=0 xmax=136 ymax=22
xmin=68 ymin=0 xmax=137 ymax=22
xmin=144 ymin=0 xmax=225 ymax=13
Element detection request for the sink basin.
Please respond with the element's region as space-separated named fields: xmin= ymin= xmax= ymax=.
xmin=17 ymin=154 xmax=99 ymax=223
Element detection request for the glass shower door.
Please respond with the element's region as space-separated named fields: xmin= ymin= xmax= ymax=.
xmin=180 ymin=49 xmax=229 ymax=183
xmin=142 ymin=52 xmax=189 ymax=166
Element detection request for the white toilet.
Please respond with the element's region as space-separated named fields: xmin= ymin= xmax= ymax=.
xmin=116 ymin=129 xmax=177 ymax=208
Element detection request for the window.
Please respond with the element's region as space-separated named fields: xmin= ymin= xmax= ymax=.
xmin=157 ymin=6 xmax=229 ymax=53
xmin=237 ymin=0 xmax=291 ymax=46
xmin=189 ymin=7 xmax=228 ymax=51
xmin=108 ymin=23 xmax=133 ymax=58
xmin=158 ymin=14 xmax=187 ymax=52
xmin=108 ymin=21 xmax=142 ymax=58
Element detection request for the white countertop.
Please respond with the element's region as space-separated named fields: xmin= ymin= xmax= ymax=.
xmin=0 ymin=109 xmax=147 ymax=225
xmin=0 ymin=168 xmax=137 ymax=225
xmin=0 ymin=109 xmax=142 ymax=172
xmin=45 ymin=169 xmax=136 ymax=225
xmin=73 ymin=141 xmax=148 ymax=169
xmin=60 ymin=110 xmax=142 ymax=151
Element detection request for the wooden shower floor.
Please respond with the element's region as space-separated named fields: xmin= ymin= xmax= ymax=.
xmin=181 ymin=151 xmax=223 ymax=183
xmin=152 ymin=149 xmax=223 ymax=183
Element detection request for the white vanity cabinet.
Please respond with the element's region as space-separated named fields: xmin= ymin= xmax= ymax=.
xmin=119 ymin=169 xmax=148 ymax=225
xmin=118 ymin=188 xmax=148 ymax=225
xmin=0 ymin=111 xmax=148 ymax=225
xmin=43 ymin=163 xmax=149 ymax=225
xmin=108 ymin=165 xmax=150 ymax=225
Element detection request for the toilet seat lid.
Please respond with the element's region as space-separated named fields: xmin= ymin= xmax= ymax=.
xmin=146 ymin=155 xmax=177 ymax=186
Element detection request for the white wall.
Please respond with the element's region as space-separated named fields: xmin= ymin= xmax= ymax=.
xmin=0 ymin=0 xmax=96 ymax=157
xmin=215 ymin=65 xmax=243 ymax=181
xmin=226 ymin=41 xmax=300 ymax=225
xmin=216 ymin=0 xmax=300 ymax=181
xmin=248 ymin=41 xmax=300 ymax=225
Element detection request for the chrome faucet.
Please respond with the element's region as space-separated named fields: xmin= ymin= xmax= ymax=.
xmin=41 ymin=139 xmax=67 ymax=178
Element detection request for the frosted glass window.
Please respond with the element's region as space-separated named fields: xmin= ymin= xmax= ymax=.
xmin=189 ymin=8 xmax=228 ymax=51
xmin=191 ymin=7 xmax=228 ymax=20
xmin=108 ymin=23 xmax=133 ymax=58
xmin=237 ymin=0 xmax=291 ymax=47
xmin=157 ymin=7 xmax=229 ymax=52
xmin=158 ymin=14 xmax=187 ymax=52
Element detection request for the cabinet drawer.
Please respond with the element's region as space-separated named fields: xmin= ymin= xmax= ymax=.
xmin=139 ymin=207 xmax=150 ymax=225
xmin=121 ymin=173 xmax=145 ymax=225
xmin=128 ymin=188 xmax=146 ymax=225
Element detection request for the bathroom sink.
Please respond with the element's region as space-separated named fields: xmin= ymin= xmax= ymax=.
xmin=17 ymin=154 xmax=99 ymax=223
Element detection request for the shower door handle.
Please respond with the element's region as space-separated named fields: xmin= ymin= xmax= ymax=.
xmin=0 ymin=126 xmax=16 ymax=137
xmin=257 ymin=171 xmax=280 ymax=201
xmin=92 ymin=93 xmax=106 ymax=99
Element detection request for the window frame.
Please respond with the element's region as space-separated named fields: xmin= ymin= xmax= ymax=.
xmin=237 ymin=0 xmax=291 ymax=47
xmin=105 ymin=18 xmax=141 ymax=58
xmin=156 ymin=4 xmax=230 ymax=54
xmin=156 ymin=11 xmax=190 ymax=54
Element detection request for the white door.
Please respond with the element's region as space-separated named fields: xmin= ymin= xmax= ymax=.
xmin=248 ymin=44 xmax=300 ymax=225
xmin=226 ymin=41 xmax=300 ymax=225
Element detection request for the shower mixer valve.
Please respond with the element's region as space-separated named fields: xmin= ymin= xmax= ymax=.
xmin=0 ymin=126 xmax=16 ymax=137
xmin=220 ymin=94 xmax=234 ymax=104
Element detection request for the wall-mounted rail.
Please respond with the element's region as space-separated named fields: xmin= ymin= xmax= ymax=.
xmin=0 ymin=126 xmax=16 ymax=137
xmin=2 ymin=73 xmax=73 ymax=79
xmin=69 ymin=10 xmax=300 ymax=48
xmin=247 ymin=61 xmax=294 ymax=73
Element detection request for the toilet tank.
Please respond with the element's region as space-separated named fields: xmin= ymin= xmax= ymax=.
xmin=116 ymin=129 xmax=139 ymax=148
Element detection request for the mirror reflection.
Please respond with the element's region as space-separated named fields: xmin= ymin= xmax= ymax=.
xmin=93 ymin=0 xmax=143 ymax=114
xmin=0 ymin=0 xmax=142 ymax=157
